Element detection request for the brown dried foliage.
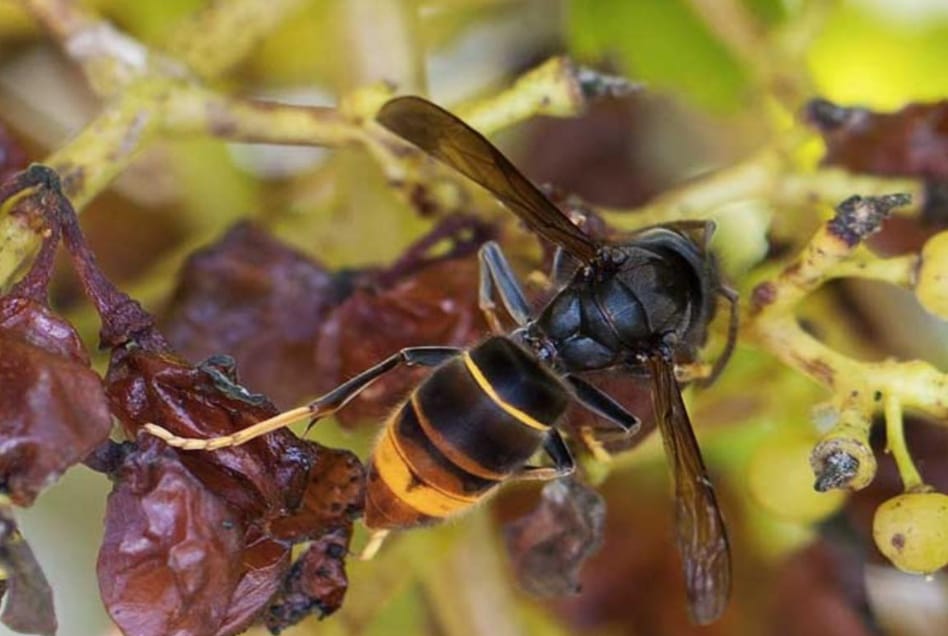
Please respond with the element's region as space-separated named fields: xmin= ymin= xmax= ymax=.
xmin=807 ymin=98 xmax=948 ymax=228
xmin=315 ymin=254 xmax=486 ymax=426
xmin=0 ymin=296 xmax=112 ymax=507
xmin=97 ymin=440 xmax=246 ymax=636
xmin=0 ymin=168 xmax=368 ymax=635
xmin=264 ymin=526 xmax=353 ymax=631
xmin=504 ymin=477 xmax=606 ymax=596
xmin=101 ymin=347 xmax=365 ymax=634
xmin=313 ymin=217 xmax=493 ymax=426
xmin=161 ymin=222 xmax=348 ymax=409
xmin=806 ymin=99 xmax=948 ymax=180
xmin=0 ymin=506 xmax=56 ymax=636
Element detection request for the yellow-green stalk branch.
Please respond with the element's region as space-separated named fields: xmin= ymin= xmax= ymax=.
xmin=884 ymin=395 xmax=927 ymax=493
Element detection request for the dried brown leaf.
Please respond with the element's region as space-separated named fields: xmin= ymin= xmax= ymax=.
xmin=314 ymin=254 xmax=486 ymax=426
xmin=0 ymin=506 xmax=56 ymax=636
xmin=0 ymin=296 xmax=112 ymax=506
xmin=97 ymin=441 xmax=244 ymax=636
xmin=103 ymin=347 xmax=365 ymax=633
xmin=807 ymin=98 xmax=948 ymax=180
xmin=504 ymin=477 xmax=606 ymax=596
xmin=161 ymin=222 xmax=345 ymax=409
xmin=264 ymin=527 xmax=353 ymax=632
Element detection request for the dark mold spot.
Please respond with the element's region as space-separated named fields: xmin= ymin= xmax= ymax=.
xmin=891 ymin=533 xmax=905 ymax=551
xmin=751 ymin=281 xmax=778 ymax=309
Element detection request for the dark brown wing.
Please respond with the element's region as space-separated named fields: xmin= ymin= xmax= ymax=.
xmin=377 ymin=96 xmax=599 ymax=262
xmin=646 ymin=355 xmax=731 ymax=625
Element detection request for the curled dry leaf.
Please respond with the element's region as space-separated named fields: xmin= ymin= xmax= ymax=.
xmin=217 ymin=528 xmax=289 ymax=635
xmin=806 ymin=99 xmax=948 ymax=228
xmin=0 ymin=296 xmax=112 ymax=506
xmin=161 ymin=222 xmax=348 ymax=409
xmin=264 ymin=526 xmax=352 ymax=632
xmin=523 ymin=98 xmax=658 ymax=208
xmin=0 ymin=506 xmax=56 ymax=636
xmin=806 ymin=99 xmax=948 ymax=180
xmin=312 ymin=214 xmax=492 ymax=427
xmin=101 ymin=347 xmax=365 ymax=633
xmin=14 ymin=172 xmax=368 ymax=633
xmin=97 ymin=440 xmax=244 ymax=636
xmin=504 ymin=477 xmax=606 ymax=597
xmin=314 ymin=254 xmax=486 ymax=426
xmin=105 ymin=349 xmax=319 ymax=524
xmin=269 ymin=444 xmax=365 ymax=543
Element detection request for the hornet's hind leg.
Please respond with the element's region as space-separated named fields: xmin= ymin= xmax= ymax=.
xmin=144 ymin=347 xmax=462 ymax=450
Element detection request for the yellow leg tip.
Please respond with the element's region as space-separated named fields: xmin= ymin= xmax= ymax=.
xmin=142 ymin=423 xmax=172 ymax=441
xmin=359 ymin=530 xmax=390 ymax=561
xmin=580 ymin=426 xmax=613 ymax=464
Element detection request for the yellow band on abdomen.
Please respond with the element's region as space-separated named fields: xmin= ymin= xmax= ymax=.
xmin=462 ymin=352 xmax=549 ymax=431
xmin=374 ymin=426 xmax=483 ymax=518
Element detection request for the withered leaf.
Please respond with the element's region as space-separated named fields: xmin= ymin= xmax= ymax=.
xmin=103 ymin=346 xmax=365 ymax=633
xmin=807 ymin=98 xmax=948 ymax=180
xmin=97 ymin=440 xmax=244 ymax=636
xmin=0 ymin=506 xmax=56 ymax=636
xmin=0 ymin=296 xmax=112 ymax=506
xmin=314 ymin=254 xmax=486 ymax=426
xmin=265 ymin=526 xmax=353 ymax=633
xmin=160 ymin=222 xmax=346 ymax=409
xmin=105 ymin=347 xmax=317 ymax=524
xmin=504 ymin=477 xmax=606 ymax=596
xmin=218 ymin=530 xmax=290 ymax=636
xmin=269 ymin=445 xmax=364 ymax=543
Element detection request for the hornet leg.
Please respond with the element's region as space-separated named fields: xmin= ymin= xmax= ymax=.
xmin=478 ymin=241 xmax=532 ymax=333
xmin=359 ymin=529 xmax=391 ymax=561
xmin=511 ymin=429 xmax=575 ymax=482
xmin=144 ymin=347 xmax=462 ymax=450
xmin=697 ymin=285 xmax=739 ymax=388
xmin=566 ymin=374 xmax=641 ymax=462
xmin=566 ymin=374 xmax=640 ymax=433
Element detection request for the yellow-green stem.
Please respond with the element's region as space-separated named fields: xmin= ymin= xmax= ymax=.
xmin=164 ymin=0 xmax=308 ymax=80
xmin=884 ymin=394 xmax=925 ymax=492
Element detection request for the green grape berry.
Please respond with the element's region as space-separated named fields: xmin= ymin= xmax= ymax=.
xmin=872 ymin=491 xmax=948 ymax=574
xmin=748 ymin=430 xmax=847 ymax=523
xmin=916 ymin=231 xmax=948 ymax=319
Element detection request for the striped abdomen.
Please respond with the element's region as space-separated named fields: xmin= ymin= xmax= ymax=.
xmin=365 ymin=336 xmax=570 ymax=530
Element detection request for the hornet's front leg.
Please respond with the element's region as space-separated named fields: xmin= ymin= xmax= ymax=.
xmin=478 ymin=241 xmax=533 ymax=334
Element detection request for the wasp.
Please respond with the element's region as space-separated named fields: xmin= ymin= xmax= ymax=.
xmin=146 ymin=96 xmax=738 ymax=625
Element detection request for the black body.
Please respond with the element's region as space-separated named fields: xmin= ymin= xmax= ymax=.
xmin=532 ymin=229 xmax=715 ymax=372
xmin=376 ymin=95 xmax=737 ymax=625
xmin=414 ymin=336 xmax=568 ymax=477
